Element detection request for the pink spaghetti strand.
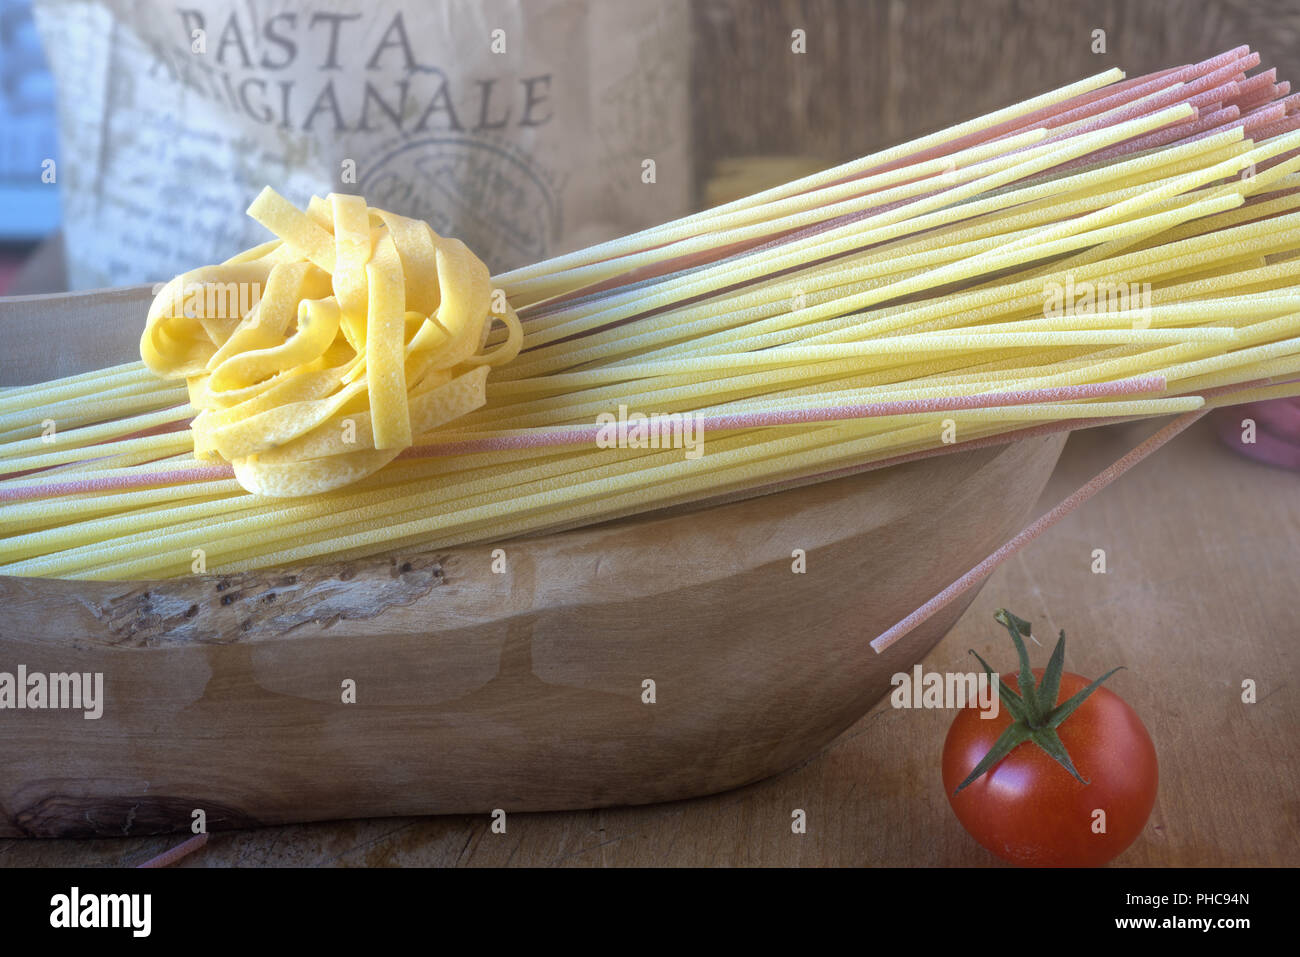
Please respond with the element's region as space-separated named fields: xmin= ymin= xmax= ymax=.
xmin=0 ymin=377 xmax=1167 ymax=502
xmin=681 ymin=374 xmax=1299 ymax=515
xmin=7 ymin=373 xmax=1287 ymax=506
xmin=403 ymin=375 xmax=1168 ymax=457
xmin=0 ymin=464 xmax=235 ymax=502
xmin=136 ymin=833 xmax=209 ymax=869
xmin=868 ymin=409 xmax=1208 ymax=654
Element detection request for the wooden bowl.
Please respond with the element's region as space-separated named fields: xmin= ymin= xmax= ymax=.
xmin=0 ymin=287 xmax=1065 ymax=837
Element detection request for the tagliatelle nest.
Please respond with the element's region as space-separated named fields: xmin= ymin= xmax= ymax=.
xmin=140 ymin=188 xmax=523 ymax=497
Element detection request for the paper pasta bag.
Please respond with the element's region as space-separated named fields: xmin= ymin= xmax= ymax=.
xmin=32 ymin=0 xmax=692 ymax=288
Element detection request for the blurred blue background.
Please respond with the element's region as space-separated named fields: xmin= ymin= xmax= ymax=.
xmin=0 ymin=0 xmax=59 ymax=289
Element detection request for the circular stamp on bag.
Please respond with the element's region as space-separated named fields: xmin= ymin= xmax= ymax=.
xmin=360 ymin=137 xmax=560 ymax=272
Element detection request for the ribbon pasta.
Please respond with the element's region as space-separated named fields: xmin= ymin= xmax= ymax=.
xmin=140 ymin=188 xmax=522 ymax=497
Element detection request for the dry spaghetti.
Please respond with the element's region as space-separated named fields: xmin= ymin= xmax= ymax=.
xmin=2 ymin=45 xmax=1300 ymax=581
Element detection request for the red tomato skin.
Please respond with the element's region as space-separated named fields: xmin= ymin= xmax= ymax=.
xmin=941 ymin=669 xmax=1157 ymax=867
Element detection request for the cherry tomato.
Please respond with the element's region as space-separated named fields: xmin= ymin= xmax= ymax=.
xmin=942 ymin=668 xmax=1157 ymax=867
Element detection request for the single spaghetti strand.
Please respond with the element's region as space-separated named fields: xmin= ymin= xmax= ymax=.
xmin=137 ymin=833 xmax=209 ymax=869
xmin=869 ymin=410 xmax=1208 ymax=653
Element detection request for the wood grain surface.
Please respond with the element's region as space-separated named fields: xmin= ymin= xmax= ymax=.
xmin=1 ymin=416 xmax=1293 ymax=865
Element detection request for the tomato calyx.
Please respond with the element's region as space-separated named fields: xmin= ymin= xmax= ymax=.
xmin=953 ymin=608 xmax=1124 ymax=794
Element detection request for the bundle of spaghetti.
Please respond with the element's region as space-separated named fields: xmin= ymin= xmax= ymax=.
xmin=4 ymin=45 xmax=1300 ymax=581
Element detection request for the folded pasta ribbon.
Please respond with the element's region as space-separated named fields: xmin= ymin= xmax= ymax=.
xmin=141 ymin=188 xmax=523 ymax=497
